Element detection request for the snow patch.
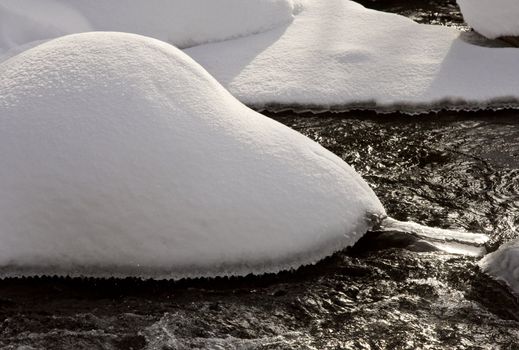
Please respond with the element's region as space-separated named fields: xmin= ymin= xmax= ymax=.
xmin=457 ymin=0 xmax=519 ymax=39
xmin=0 ymin=32 xmax=384 ymax=279
xmin=0 ymin=0 xmax=91 ymax=53
xmin=186 ymin=0 xmax=519 ymax=112
xmin=0 ymin=0 xmax=299 ymax=55
xmin=2 ymin=0 xmax=519 ymax=112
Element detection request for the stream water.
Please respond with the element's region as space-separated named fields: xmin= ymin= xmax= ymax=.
xmin=1 ymin=1 xmax=519 ymax=349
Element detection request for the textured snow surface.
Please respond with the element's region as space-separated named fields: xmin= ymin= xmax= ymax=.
xmin=0 ymin=32 xmax=384 ymax=279
xmin=479 ymin=239 xmax=519 ymax=295
xmin=2 ymin=0 xmax=519 ymax=112
xmin=186 ymin=0 xmax=519 ymax=111
xmin=0 ymin=0 xmax=299 ymax=54
xmin=457 ymin=0 xmax=519 ymax=39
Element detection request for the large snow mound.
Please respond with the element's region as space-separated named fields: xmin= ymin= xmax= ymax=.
xmin=3 ymin=0 xmax=519 ymax=112
xmin=186 ymin=0 xmax=519 ymax=112
xmin=0 ymin=0 xmax=299 ymax=55
xmin=0 ymin=32 xmax=384 ymax=279
xmin=479 ymin=239 xmax=519 ymax=295
xmin=457 ymin=0 xmax=519 ymax=39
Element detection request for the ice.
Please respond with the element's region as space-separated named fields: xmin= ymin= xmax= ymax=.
xmin=457 ymin=0 xmax=519 ymax=39
xmin=378 ymin=218 xmax=489 ymax=257
xmin=479 ymin=239 xmax=519 ymax=295
xmin=0 ymin=32 xmax=385 ymax=279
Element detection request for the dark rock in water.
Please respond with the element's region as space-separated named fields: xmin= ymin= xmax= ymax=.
xmin=459 ymin=31 xmax=516 ymax=48
xmin=500 ymin=36 xmax=519 ymax=47
xmin=459 ymin=31 xmax=519 ymax=48
xmin=351 ymin=231 xmax=441 ymax=253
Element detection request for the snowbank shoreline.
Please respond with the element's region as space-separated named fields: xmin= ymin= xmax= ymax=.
xmin=2 ymin=0 xmax=519 ymax=114
xmin=0 ymin=32 xmax=385 ymax=279
xmin=251 ymin=98 xmax=519 ymax=115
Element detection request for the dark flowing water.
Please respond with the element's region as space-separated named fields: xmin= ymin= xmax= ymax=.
xmin=272 ymin=111 xmax=519 ymax=251
xmin=2 ymin=1 xmax=519 ymax=349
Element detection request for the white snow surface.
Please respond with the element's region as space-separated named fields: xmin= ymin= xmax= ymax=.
xmin=186 ymin=0 xmax=519 ymax=112
xmin=479 ymin=239 xmax=519 ymax=295
xmin=457 ymin=0 xmax=519 ymax=39
xmin=2 ymin=0 xmax=519 ymax=112
xmin=0 ymin=0 xmax=299 ymax=54
xmin=0 ymin=32 xmax=385 ymax=279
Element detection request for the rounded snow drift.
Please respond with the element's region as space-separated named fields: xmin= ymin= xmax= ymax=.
xmin=457 ymin=0 xmax=519 ymax=39
xmin=0 ymin=32 xmax=384 ymax=279
xmin=0 ymin=0 xmax=299 ymax=55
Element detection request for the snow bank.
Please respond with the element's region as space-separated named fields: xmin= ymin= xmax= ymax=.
xmin=186 ymin=0 xmax=519 ymax=112
xmin=0 ymin=32 xmax=384 ymax=279
xmin=3 ymin=0 xmax=519 ymax=112
xmin=0 ymin=0 xmax=91 ymax=55
xmin=479 ymin=239 xmax=519 ymax=295
xmin=0 ymin=0 xmax=298 ymax=55
xmin=457 ymin=0 xmax=519 ymax=39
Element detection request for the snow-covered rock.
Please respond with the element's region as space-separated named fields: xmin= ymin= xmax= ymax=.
xmin=187 ymin=0 xmax=519 ymax=112
xmin=0 ymin=0 xmax=299 ymax=55
xmin=2 ymin=1 xmax=519 ymax=112
xmin=457 ymin=0 xmax=519 ymax=39
xmin=479 ymin=239 xmax=519 ymax=295
xmin=0 ymin=32 xmax=385 ymax=279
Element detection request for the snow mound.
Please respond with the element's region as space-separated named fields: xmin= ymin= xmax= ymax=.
xmin=3 ymin=0 xmax=519 ymax=112
xmin=479 ymin=239 xmax=519 ymax=295
xmin=186 ymin=0 xmax=519 ymax=112
xmin=0 ymin=0 xmax=299 ymax=55
xmin=0 ymin=0 xmax=92 ymax=55
xmin=0 ymin=32 xmax=384 ymax=279
xmin=457 ymin=0 xmax=519 ymax=39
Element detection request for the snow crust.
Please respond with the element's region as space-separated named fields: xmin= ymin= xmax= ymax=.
xmin=0 ymin=0 xmax=299 ymax=54
xmin=457 ymin=0 xmax=519 ymax=39
xmin=479 ymin=239 xmax=519 ymax=295
xmin=0 ymin=32 xmax=384 ymax=279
